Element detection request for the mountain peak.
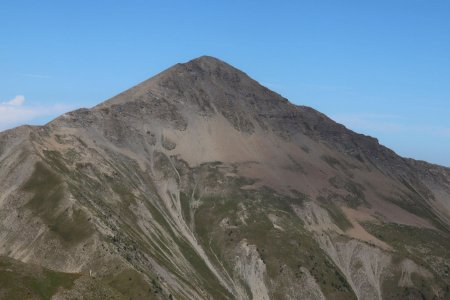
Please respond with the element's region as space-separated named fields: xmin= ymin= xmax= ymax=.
xmin=98 ymin=55 xmax=263 ymax=109
xmin=182 ymin=55 xmax=242 ymax=74
xmin=187 ymin=55 xmax=228 ymax=66
xmin=176 ymin=55 xmax=247 ymax=81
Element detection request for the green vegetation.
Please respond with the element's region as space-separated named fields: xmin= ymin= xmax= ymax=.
xmin=180 ymin=191 xmax=192 ymax=226
xmin=317 ymin=196 xmax=353 ymax=231
xmin=195 ymin=193 xmax=356 ymax=299
xmin=363 ymin=222 xmax=450 ymax=299
xmin=364 ymin=223 xmax=450 ymax=277
xmin=175 ymin=236 xmax=233 ymax=299
xmin=0 ymin=256 xmax=78 ymax=300
xmin=379 ymin=191 xmax=449 ymax=232
xmin=188 ymin=164 xmax=356 ymax=299
xmin=95 ymin=155 xmax=233 ymax=299
xmin=112 ymin=182 xmax=138 ymax=207
xmin=49 ymin=209 xmax=93 ymax=245
xmin=30 ymin=270 xmax=77 ymax=300
xmin=23 ymin=162 xmax=64 ymax=213
xmin=381 ymin=271 xmax=444 ymax=300
xmin=105 ymin=269 xmax=156 ymax=300
xmin=22 ymin=162 xmax=93 ymax=246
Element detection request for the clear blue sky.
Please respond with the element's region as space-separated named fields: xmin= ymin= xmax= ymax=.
xmin=1 ymin=0 xmax=449 ymax=166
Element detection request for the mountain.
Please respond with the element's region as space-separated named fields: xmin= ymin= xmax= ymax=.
xmin=0 ymin=56 xmax=449 ymax=299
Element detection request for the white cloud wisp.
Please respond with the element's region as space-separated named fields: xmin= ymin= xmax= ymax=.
xmin=3 ymin=95 xmax=25 ymax=106
xmin=0 ymin=95 xmax=72 ymax=131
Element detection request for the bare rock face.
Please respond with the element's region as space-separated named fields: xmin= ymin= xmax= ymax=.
xmin=0 ymin=56 xmax=449 ymax=299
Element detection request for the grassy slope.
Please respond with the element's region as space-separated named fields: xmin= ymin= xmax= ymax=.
xmin=11 ymin=143 xmax=448 ymax=299
xmin=22 ymin=161 xmax=94 ymax=246
xmin=185 ymin=162 xmax=356 ymax=299
xmin=363 ymin=222 xmax=450 ymax=299
xmin=0 ymin=256 xmax=79 ymax=300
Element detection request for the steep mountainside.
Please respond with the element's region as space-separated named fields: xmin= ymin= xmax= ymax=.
xmin=0 ymin=56 xmax=449 ymax=299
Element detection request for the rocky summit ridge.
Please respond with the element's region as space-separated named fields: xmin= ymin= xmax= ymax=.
xmin=0 ymin=56 xmax=449 ymax=299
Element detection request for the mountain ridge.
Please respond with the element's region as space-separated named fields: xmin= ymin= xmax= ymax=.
xmin=0 ymin=56 xmax=449 ymax=299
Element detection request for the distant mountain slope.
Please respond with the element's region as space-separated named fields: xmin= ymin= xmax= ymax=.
xmin=0 ymin=56 xmax=449 ymax=299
